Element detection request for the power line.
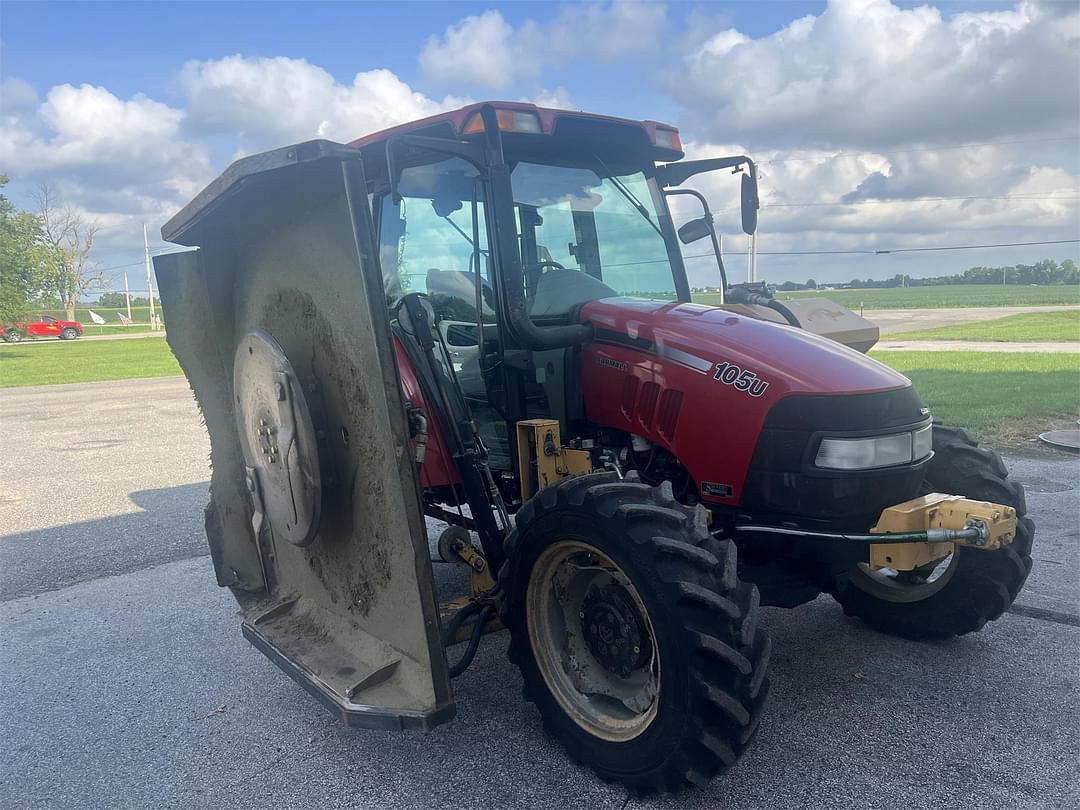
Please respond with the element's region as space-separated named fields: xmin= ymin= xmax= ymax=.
xmin=696 ymin=190 xmax=1080 ymax=217
xmin=756 ymin=135 xmax=1080 ymax=166
xmin=91 ymin=247 xmax=189 ymax=274
xmin=607 ymin=238 xmax=1080 ymax=270
xmin=870 ymin=239 xmax=1080 ymax=255
xmin=763 ymin=192 xmax=1080 ymax=209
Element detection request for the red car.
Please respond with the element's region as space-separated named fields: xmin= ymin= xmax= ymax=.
xmin=1 ymin=316 xmax=83 ymax=342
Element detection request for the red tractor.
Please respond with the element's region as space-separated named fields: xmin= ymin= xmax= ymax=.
xmin=154 ymin=102 xmax=1031 ymax=794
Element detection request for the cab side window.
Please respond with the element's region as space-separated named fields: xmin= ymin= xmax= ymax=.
xmin=378 ymin=158 xmax=491 ymax=328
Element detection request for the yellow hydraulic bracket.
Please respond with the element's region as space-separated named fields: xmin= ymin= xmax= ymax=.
xmin=515 ymin=419 xmax=594 ymax=500
xmin=869 ymin=493 xmax=1017 ymax=571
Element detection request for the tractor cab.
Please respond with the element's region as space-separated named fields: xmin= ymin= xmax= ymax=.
xmin=351 ymin=102 xmax=758 ymax=471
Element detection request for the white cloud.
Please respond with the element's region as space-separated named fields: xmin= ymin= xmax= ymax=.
xmin=420 ymin=1 xmax=666 ymax=89
xmin=1 ymin=77 xmax=39 ymax=118
xmin=673 ymin=0 xmax=1080 ymax=149
xmin=1 ymin=62 xmax=474 ymax=283
xmin=2 ymin=2 xmax=1075 ymax=292
xmin=420 ymin=11 xmax=526 ymax=90
xmin=0 ymin=82 xmax=211 ymax=212
xmin=1 ymin=58 xmax=572 ymax=287
xmin=673 ymin=136 xmax=1078 ymax=286
xmin=180 ymin=55 xmax=468 ymax=150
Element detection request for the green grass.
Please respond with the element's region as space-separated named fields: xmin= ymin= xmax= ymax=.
xmin=694 ymin=284 xmax=1080 ymax=309
xmin=0 ymin=336 xmax=180 ymax=388
xmin=872 ymin=350 xmax=1080 ymax=441
xmin=894 ymin=311 xmax=1080 ymax=342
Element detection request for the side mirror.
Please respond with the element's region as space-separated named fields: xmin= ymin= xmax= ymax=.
xmin=677 ymin=216 xmax=713 ymax=245
xmin=741 ymin=172 xmax=759 ymax=235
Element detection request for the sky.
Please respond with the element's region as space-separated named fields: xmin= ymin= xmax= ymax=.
xmin=1 ymin=0 xmax=1078 ymax=292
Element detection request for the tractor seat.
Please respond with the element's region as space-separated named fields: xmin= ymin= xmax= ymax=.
xmin=529 ymin=267 xmax=618 ymax=317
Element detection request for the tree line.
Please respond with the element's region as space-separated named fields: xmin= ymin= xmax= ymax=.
xmin=96 ymin=291 xmax=158 ymax=308
xmin=778 ymin=258 xmax=1079 ymax=291
xmin=0 ymin=176 xmax=100 ymax=324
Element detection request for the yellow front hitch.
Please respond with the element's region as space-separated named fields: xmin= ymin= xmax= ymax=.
xmin=869 ymin=493 xmax=1017 ymax=571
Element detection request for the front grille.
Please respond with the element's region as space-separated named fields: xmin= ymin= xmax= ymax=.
xmin=657 ymin=389 xmax=683 ymax=441
xmin=637 ymin=382 xmax=659 ymax=429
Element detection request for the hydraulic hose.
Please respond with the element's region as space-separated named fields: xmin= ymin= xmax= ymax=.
xmin=766 ymin=299 xmax=801 ymax=328
xmin=442 ymin=598 xmax=482 ymax=646
xmin=447 ymin=605 xmax=496 ymax=678
xmin=727 ymin=286 xmax=802 ymax=328
xmin=734 ymin=524 xmax=987 ymax=545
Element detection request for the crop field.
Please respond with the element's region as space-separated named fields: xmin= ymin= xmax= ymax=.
xmin=895 ymin=311 xmax=1080 ymax=342
xmin=871 ymin=349 xmax=1080 ymax=440
xmin=694 ymin=284 xmax=1080 ymax=309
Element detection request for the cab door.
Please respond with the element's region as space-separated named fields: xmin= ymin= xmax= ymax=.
xmin=375 ymin=158 xmax=513 ymax=470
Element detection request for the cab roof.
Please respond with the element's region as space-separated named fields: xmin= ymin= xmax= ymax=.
xmin=348 ymin=101 xmax=684 ymax=161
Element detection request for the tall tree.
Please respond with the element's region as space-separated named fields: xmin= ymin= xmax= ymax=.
xmin=36 ymin=183 xmax=102 ymax=321
xmin=0 ymin=176 xmax=50 ymax=324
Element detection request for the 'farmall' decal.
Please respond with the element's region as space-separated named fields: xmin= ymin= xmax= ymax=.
xmin=713 ymin=362 xmax=770 ymax=398
xmin=597 ymin=355 xmax=629 ymax=372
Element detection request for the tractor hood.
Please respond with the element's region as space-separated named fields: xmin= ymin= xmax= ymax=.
xmin=581 ymin=298 xmax=907 ymax=396
xmin=578 ymin=298 xmax=924 ymax=512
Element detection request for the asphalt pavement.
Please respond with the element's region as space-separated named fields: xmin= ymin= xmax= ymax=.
xmin=1 ymin=378 xmax=1077 ymax=809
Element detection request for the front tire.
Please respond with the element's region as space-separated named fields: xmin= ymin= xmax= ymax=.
xmin=4 ymin=329 xmax=24 ymax=343
xmin=500 ymin=472 xmax=769 ymax=794
xmin=832 ymin=425 xmax=1034 ymax=640
xmin=61 ymin=327 xmax=79 ymax=340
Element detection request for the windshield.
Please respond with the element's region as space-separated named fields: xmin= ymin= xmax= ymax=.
xmin=510 ymin=162 xmax=678 ymax=316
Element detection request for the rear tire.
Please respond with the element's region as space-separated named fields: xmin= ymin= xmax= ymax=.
xmin=500 ymin=472 xmax=770 ymax=794
xmin=832 ymin=425 xmax=1034 ymax=640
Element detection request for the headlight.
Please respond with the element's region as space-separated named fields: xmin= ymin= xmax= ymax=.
xmin=815 ymin=425 xmax=933 ymax=471
xmin=912 ymin=424 xmax=933 ymax=461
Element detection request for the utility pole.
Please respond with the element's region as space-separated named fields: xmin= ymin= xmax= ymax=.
xmin=143 ymin=223 xmax=157 ymax=330
xmin=747 ymin=234 xmax=757 ymax=283
xmin=123 ymin=272 xmax=132 ymax=321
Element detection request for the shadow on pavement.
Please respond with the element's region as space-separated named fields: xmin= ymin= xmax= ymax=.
xmin=0 ymin=481 xmax=210 ymax=601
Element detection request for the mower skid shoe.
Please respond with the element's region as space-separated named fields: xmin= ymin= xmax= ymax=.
xmin=153 ymin=141 xmax=454 ymax=731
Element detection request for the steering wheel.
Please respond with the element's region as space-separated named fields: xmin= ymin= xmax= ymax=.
xmin=531 ymin=259 xmax=567 ymax=274
xmin=525 ymin=259 xmax=567 ymax=297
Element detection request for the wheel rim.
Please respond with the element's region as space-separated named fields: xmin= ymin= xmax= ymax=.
xmin=526 ymin=540 xmax=660 ymax=742
xmin=847 ymin=550 xmax=959 ymax=603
